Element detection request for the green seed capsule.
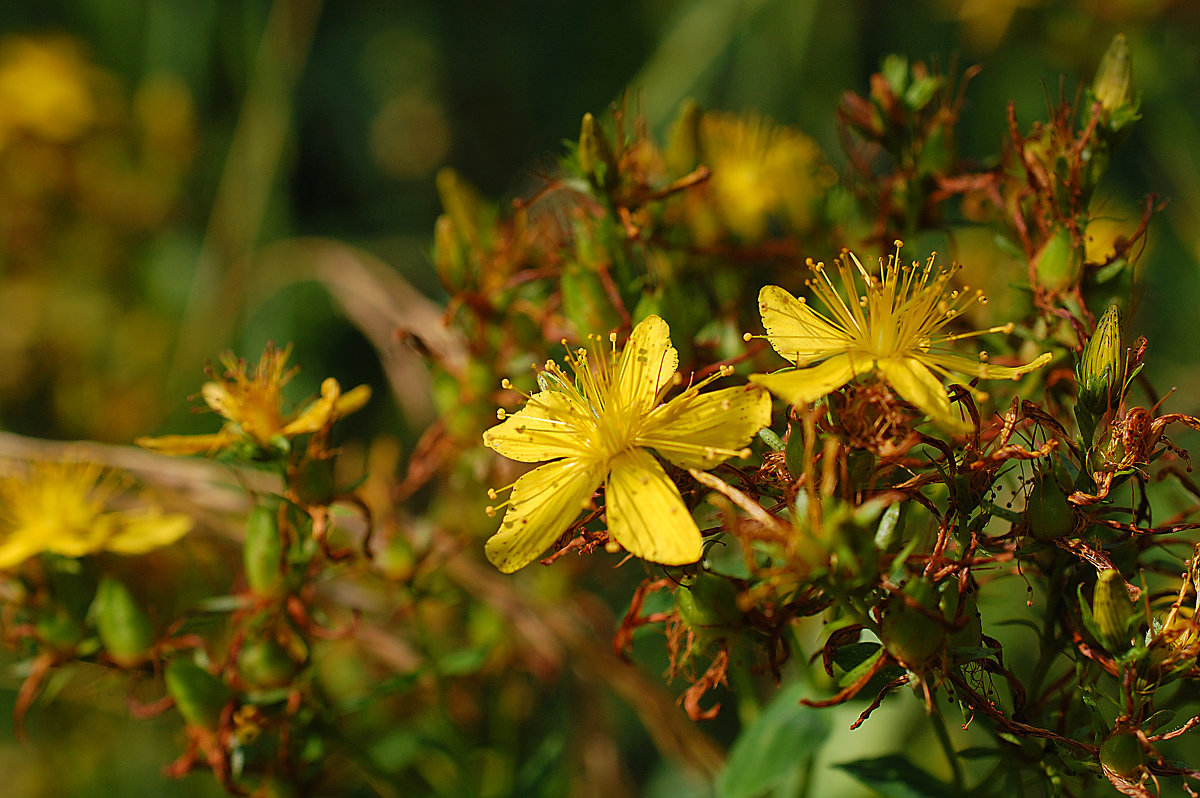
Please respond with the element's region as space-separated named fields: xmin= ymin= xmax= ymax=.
xmin=238 ymin=637 xmax=301 ymax=690
xmin=165 ymin=659 xmax=232 ymax=731
xmin=880 ymin=578 xmax=945 ymax=668
xmin=1026 ymin=474 xmax=1074 ymax=541
xmin=676 ymin=573 xmax=740 ymax=632
xmin=1099 ymin=729 xmax=1145 ymax=777
xmin=92 ymin=576 xmax=154 ymax=667
xmin=1033 ymin=228 xmax=1083 ymax=290
xmin=244 ymin=502 xmax=285 ymax=596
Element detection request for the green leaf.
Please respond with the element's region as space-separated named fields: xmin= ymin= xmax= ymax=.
xmin=834 ymin=754 xmax=958 ymax=798
xmin=716 ymin=680 xmax=830 ymax=798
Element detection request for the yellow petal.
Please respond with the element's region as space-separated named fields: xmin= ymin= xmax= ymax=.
xmin=758 ymin=284 xmax=853 ymax=366
xmin=103 ymin=511 xmax=193 ymax=554
xmin=484 ymin=391 xmax=592 ymax=463
xmin=606 ymin=448 xmax=701 ymax=566
xmin=876 ymin=356 xmax=968 ymax=432
xmin=920 ymin=351 xmax=1054 ymax=381
xmin=641 ymin=384 xmax=772 ymax=469
xmin=0 ymin=533 xmax=48 ymax=570
xmin=201 ymin=381 xmax=237 ymax=419
xmin=615 ymin=315 xmax=678 ymax=412
xmin=282 ymin=377 xmax=341 ymax=436
xmin=485 ymin=457 xmax=604 ymax=573
xmin=749 ymin=352 xmax=869 ymax=406
xmin=333 ymin=384 xmax=372 ymax=417
xmin=135 ymin=432 xmax=234 ymax=455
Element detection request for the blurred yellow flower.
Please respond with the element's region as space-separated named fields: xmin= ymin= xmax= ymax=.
xmin=674 ymin=108 xmax=831 ymax=243
xmin=0 ymin=461 xmax=192 ymax=569
xmin=750 ymin=244 xmax=1051 ymax=432
xmin=484 ymin=315 xmax=771 ymax=573
xmin=0 ymin=36 xmax=97 ymax=148
xmin=137 ymin=344 xmax=371 ymax=456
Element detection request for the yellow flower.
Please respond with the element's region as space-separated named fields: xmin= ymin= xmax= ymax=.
xmin=137 ymin=343 xmax=371 ymax=456
xmin=749 ymin=244 xmax=1051 ymax=432
xmin=0 ymin=461 xmax=192 ymax=569
xmin=0 ymin=36 xmax=97 ymax=147
xmin=484 ymin=315 xmax=771 ymax=573
xmin=675 ymin=109 xmax=831 ymax=243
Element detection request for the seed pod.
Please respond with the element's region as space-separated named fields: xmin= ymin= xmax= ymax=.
xmin=244 ymin=502 xmax=285 ymax=596
xmin=165 ymin=659 xmax=232 ymax=731
xmin=238 ymin=637 xmax=301 ymax=690
xmin=1026 ymin=473 xmax=1074 ymax=541
xmin=880 ymin=578 xmax=945 ymax=669
xmin=1099 ymin=729 xmax=1145 ymax=777
xmin=92 ymin=576 xmax=154 ymax=667
xmin=676 ymin=573 xmax=740 ymax=632
xmin=1092 ymin=569 xmax=1137 ymax=655
xmin=1033 ymin=228 xmax=1082 ymax=290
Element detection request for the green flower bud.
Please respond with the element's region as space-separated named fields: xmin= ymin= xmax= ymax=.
xmin=244 ymin=502 xmax=285 ymax=596
xmin=92 ymin=576 xmax=154 ymax=667
xmin=880 ymin=578 xmax=945 ymax=668
xmin=433 ymin=214 xmax=468 ymax=291
xmin=1092 ymin=34 xmax=1132 ymax=120
xmin=435 ymin=168 xmax=483 ymax=247
xmin=577 ymin=112 xmax=614 ymax=186
xmin=36 ymin=607 xmax=86 ymax=651
xmin=1077 ymin=304 xmax=1124 ymax=416
xmin=165 ymin=659 xmax=232 ymax=731
xmin=666 ymin=99 xmax=701 ymax=174
xmin=1092 ymin=569 xmax=1137 ymax=655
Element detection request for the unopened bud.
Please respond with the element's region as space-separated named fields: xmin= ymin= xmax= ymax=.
xmin=244 ymin=502 xmax=285 ymax=596
xmin=666 ymin=99 xmax=701 ymax=173
xmin=165 ymin=658 xmax=232 ymax=731
xmin=1092 ymin=569 xmax=1137 ymax=656
xmin=435 ymin=168 xmax=483 ymax=247
xmin=1092 ymin=34 xmax=1133 ymax=118
xmin=92 ymin=576 xmax=154 ymax=667
xmin=1077 ymin=304 xmax=1124 ymax=415
xmin=578 ymin=112 xmax=616 ymax=188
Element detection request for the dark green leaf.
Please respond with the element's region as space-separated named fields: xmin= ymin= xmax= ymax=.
xmin=835 ymin=754 xmax=958 ymax=798
xmin=717 ymin=680 xmax=830 ymax=798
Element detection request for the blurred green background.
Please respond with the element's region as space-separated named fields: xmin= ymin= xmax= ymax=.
xmin=1 ymin=0 xmax=1198 ymax=795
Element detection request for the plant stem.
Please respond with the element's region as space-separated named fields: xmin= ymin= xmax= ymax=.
xmin=930 ymin=704 xmax=967 ymax=793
